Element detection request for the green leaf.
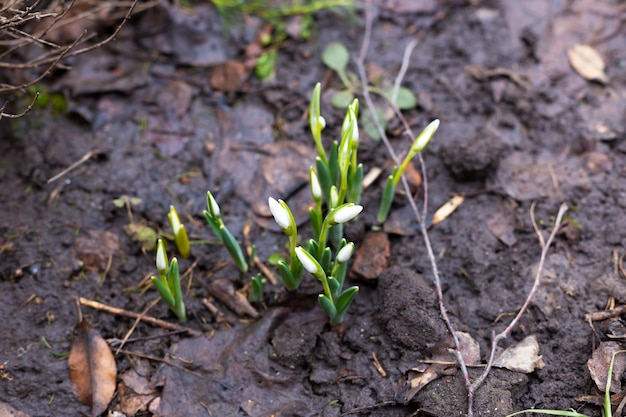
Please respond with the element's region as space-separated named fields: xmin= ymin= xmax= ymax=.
xmin=220 ymin=226 xmax=248 ymax=273
xmin=278 ymin=260 xmax=300 ymax=290
xmin=361 ymin=107 xmax=385 ymax=141
xmin=203 ymin=211 xmax=224 ymax=244
xmin=331 ymin=90 xmax=354 ymax=109
xmin=250 ymin=274 xmax=264 ymax=303
xmin=322 ymin=42 xmax=350 ymax=72
xmin=151 ymin=276 xmax=175 ymax=309
xmin=256 ymin=50 xmax=277 ymax=81
xmin=377 ymin=175 xmax=396 ymax=223
xmin=316 ymin=157 xmax=333 ymax=204
xmin=328 ymin=276 xmax=342 ymax=301
xmin=348 ymin=163 xmax=363 ymax=205
xmin=318 ymin=294 xmax=337 ymax=320
xmin=268 ymin=253 xmax=286 ymax=265
xmin=384 ymin=87 xmax=418 ymax=110
xmin=335 ymin=286 xmax=359 ymax=316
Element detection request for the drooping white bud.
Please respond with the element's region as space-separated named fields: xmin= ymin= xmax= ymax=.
xmin=310 ymin=168 xmax=322 ymax=201
xmin=330 ymin=204 xmax=363 ymax=224
xmin=295 ymin=246 xmax=319 ymax=275
xmin=268 ymin=197 xmax=291 ymax=231
xmin=336 ymin=242 xmax=354 ymax=263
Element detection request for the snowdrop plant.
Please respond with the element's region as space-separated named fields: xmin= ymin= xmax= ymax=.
xmin=268 ymin=83 xmax=363 ymax=325
xmin=151 ymin=238 xmax=186 ymax=322
xmin=203 ymin=190 xmax=249 ymax=273
xmin=377 ymin=119 xmax=440 ymax=223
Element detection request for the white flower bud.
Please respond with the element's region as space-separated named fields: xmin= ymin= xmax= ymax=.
xmin=310 ymin=168 xmax=322 ymax=201
xmin=295 ymin=246 xmax=319 ymax=275
xmin=268 ymin=197 xmax=291 ymax=231
xmin=331 ymin=204 xmax=363 ymax=224
xmin=336 ymin=242 xmax=354 ymax=263
xmin=318 ymin=116 xmax=326 ymax=129
xmin=410 ymin=119 xmax=440 ymax=155
xmin=156 ymin=239 xmax=168 ymax=272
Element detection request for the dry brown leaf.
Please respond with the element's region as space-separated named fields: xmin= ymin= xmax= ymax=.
xmin=493 ymin=335 xmax=544 ymax=373
xmin=588 ymin=341 xmax=626 ymax=393
xmin=431 ymin=195 xmax=464 ymax=225
xmin=567 ymin=44 xmax=609 ymax=83
xmin=68 ymin=320 xmax=117 ymax=417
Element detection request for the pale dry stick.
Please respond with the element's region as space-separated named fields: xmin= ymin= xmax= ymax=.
xmin=77 ymin=297 xmax=202 ymax=336
xmin=355 ymin=0 xmax=473 ymax=390
xmin=0 ymin=92 xmax=39 ymax=120
xmin=47 ymin=149 xmax=102 ymax=183
xmin=357 ymin=6 xmax=568 ymax=416
xmin=469 ymin=203 xmax=568 ymax=394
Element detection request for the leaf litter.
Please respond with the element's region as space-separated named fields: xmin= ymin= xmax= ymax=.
xmin=67 ymin=320 xmax=117 ymax=417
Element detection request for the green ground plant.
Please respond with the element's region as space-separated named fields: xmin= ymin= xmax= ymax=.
xmin=321 ymin=41 xmax=418 ymax=140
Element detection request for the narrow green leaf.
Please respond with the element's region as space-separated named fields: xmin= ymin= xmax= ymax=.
xmin=278 ymin=260 xmax=300 ymax=290
xmin=250 ymin=274 xmax=264 ymax=303
xmin=203 ymin=211 xmax=224 ymax=244
xmin=335 ymin=286 xmax=359 ymax=316
xmin=328 ymin=276 xmax=342 ymax=301
xmin=377 ymin=175 xmax=396 ymax=223
xmin=348 ymin=163 xmax=363 ymax=205
xmin=322 ymin=42 xmax=350 ymax=72
xmin=320 ymin=246 xmax=332 ymax=276
xmin=318 ymin=294 xmax=337 ymax=320
xmin=309 ymin=207 xmax=322 ymax=240
xmin=316 ymin=158 xmax=333 ymax=205
xmin=220 ymin=226 xmax=248 ymax=273
xmin=151 ymin=276 xmax=175 ymax=309
xmin=328 ymin=141 xmax=339 ymax=188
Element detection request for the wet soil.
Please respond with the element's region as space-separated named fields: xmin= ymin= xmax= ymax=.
xmin=2 ymin=1 xmax=626 ymax=416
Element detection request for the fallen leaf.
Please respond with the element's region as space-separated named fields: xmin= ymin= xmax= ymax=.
xmin=431 ymin=195 xmax=464 ymax=225
xmin=210 ymin=60 xmax=247 ymax=92
xmin=74 ymin=230 xmax=121 ymax=270
xmin=588 ymin=341 xmax=626 ymax=393
xmin=567 ymin=44 xmax=609 ymax=83
xmin=493 ymin=335 xmax=544 ymax=373
xmin=350 ymin=232 xmax=390 ymax=282
xmin=487 ymin=211 xmax=517 ymax=247
xmin=68 ymin=321 xmax=117 ymax=417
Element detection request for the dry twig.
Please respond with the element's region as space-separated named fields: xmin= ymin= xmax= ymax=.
xmin=356 ymin=3 xmax=568 ymax=415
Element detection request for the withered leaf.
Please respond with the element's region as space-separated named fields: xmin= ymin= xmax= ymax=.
xmin=567 ymin=44 xmax=609 ymax=84
xmin=68 ymin=321 xmax=117 ymax=417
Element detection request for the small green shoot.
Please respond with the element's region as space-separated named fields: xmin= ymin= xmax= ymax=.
xmin=150 ymin=239 xmax=186 ymax=322
xmin=250 ymin=273 xmax=266 ymax=303
xmin=377 ymin=119 xmax=440 ymax=223
xmin=203 ymin=191 xmax=249 ymax=273
xmin=168 ymin=205 xmax=190 ymax=259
